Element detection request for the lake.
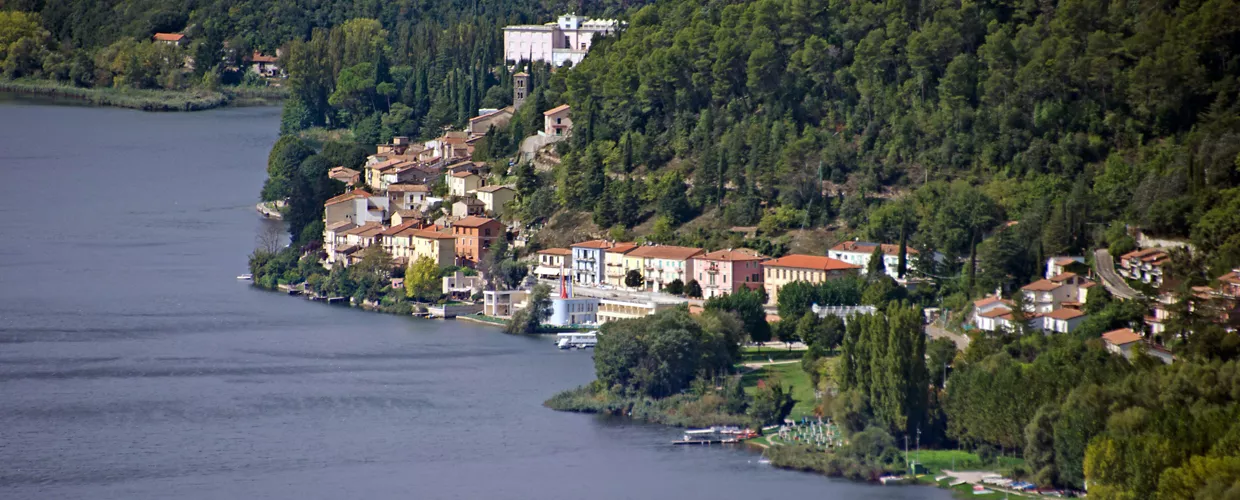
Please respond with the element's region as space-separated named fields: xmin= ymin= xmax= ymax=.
xmin=0 ymin=97 xmax=948 ymax=499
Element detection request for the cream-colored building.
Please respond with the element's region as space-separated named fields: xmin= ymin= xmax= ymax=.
xmin=447 ymin=171 xmax=482 ymax=197
xmin=473 ymin=185 xmax=517 ymax=213
xmin=596 ymin=298 xmax=681 ymax=324
xmin=761 ymin=254 xmax=861 ymax=305
xmin=624 ymin=245 xmax=704 ymax=292
xmin=534 ymin=248 xmax=572 ymax=279
xmin=387 ymin=226 xmax=457 ymax=267
xmin=604 ymin=242 xmax=639 ymax=288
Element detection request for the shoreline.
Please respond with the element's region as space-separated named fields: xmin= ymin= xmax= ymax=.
xmin=0 ymin=79 xmax=285 ymax=112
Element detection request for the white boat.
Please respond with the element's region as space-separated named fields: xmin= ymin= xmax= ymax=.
xmin=556 ymin=332 xmax=597 ymax=349
xmin=237 ymin=274 xmax=253 ymax=281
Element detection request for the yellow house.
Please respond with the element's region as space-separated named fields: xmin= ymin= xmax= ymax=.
xmin=605 ymin=242 xmax=639 ymax=287
xmin=473 ymin=185 xmax=517 ymax=213
xmin=448 ymin=171 xmax=482 ymax=197
xmin=761 ymin=254 xmax=860 ymax=305
xmin=412 ymin=229 xmax=457 ymax=267
xmin=534 ymin=248 xmax=572 ymax=279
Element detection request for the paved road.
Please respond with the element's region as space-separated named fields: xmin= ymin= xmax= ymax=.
xmin=1093 ymin=248 xmax=1141 ymax=299
xmin=926 ymin=324 xmax=970 ymax=351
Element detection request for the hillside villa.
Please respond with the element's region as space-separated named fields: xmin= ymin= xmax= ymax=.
xmin=690 ymin=248 xmax=765 ymax=298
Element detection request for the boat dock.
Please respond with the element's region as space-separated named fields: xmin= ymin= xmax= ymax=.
xmin=671 ymin=427 xmax=756 ymax=445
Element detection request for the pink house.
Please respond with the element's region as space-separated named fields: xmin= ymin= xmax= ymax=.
xmin=544 ymin=104 xmax=572 ymax=137
xmin=691 ymin=249 xmax=766 ymax=299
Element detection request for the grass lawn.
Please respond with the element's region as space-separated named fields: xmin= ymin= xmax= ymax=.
xmin=741 ymin=362 xmax=816 ymax=421
xmin=914 ymin=449 xmax=1025 ymax=473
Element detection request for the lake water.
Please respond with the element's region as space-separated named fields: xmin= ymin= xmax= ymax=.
xmin=0 ymin=97 xmax=948 ymax=499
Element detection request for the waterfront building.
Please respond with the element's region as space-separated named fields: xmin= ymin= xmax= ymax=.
xmin=484 ymin=290 xmax=529 ymax=318
xmin=761 ymin=254 xmax=861 ymax=305
xmin=604 ymin=242 xmax=640 ymax=288
xmin=596 ymin=298 xmax=681 ymax=324
xmin=570 ymin=240 xmax=613 ymax=286
xmin=323 ymin=189 xmax=387 ymax=227
xmin=503 ymin=14 xmax=620 ymax=67
xmin=534 ymin=248 xmax=572 ymax=280
xmin=547 ymin=297 xmax=599 ymax=326
xmin=690 ymin=248 xmax=765 ymax=299
xmin=626 ymin=245 xmax=705 ymax=293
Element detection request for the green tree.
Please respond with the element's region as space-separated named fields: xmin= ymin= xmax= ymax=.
xmin=685 ymin=279 xmax=703 ymax=298
xmin=405 ymin=256 xmax=440 ymax=302
xmin=624 ymin=270 xmax=644 ymax=289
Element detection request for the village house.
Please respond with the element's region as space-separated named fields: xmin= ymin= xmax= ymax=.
xmin=690 ymin=249 xmax=766 ymax=298
xmin=502 ymin=14 xmax=620 ymax=66
xmin=602 ymin=242 xmax=640 ymax=288
xmin=386 ymin=183 xmax=430 ymax=211
xmin=376 ymin=136 xmax=422 ymax=156
xmin=1119 ymin=247 xmax=1170 ymax=287
xmin=153 ymin=33 xmax=186 ymax=46
xmin=473 ymin=185 xmax=517 ymax=214
xmin=390 ymin=209 xmax=424 ymax=226
xmin=571 ymin=240 xmax=614 ymax=286
xmin=1102 ymin=328 xmax=1174 ymax=364
xmin=323 ymin=221 xmax=356 ymax=266
xmin=443 ymin=271 xmax=485 ymax=299
xmin=451 ymin=197 xmax=485 ymax=218
xmin=468 ymin=107 xmax=514 ymax=138
xmin=1038 ymin=308 xmax=1088 ymax=334
xmin=410 ymin=229 xmax=457 ymax=267
xmin=1020 ymin=272 xmax=1092 ymax=313
xmin=970 ymin=296 xmax=1016 ymax=331
xmin=761 ymin=254 xmax=861 ymax=305
xmin=447 ymin=171 xmax=482 ymax=197
xmin=452 ymin=216 xmax=505 ymax=265
xmin=1045 ymin=256 xmax=1087 ymax=280
xmin=534 ymin=248 xmax=572 ymax=280
xmin=828 ymin=241 xmax=919 ymax=280
xmin=323 ymin=189 xmax=387 ymax=227
xmin=249 ymin=52 xmax=282 ymax=77
xmin=422 ymin=132 xmax=472 ymax=164
xmin=543 ymin=104 xmax=572 ymax=137
xmin=326 ymin=222 xmax=386 ymax=266
xmin=328 ymin=166 xmax=360 ymax=185
xmin=625 ymin=245 xmax=705 ymax=293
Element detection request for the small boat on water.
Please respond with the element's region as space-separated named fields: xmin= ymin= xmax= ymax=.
xmin=556 ymin=332 xmax=598 ymax=349
xmin=237 ymin=274 xmax=253 ymax=281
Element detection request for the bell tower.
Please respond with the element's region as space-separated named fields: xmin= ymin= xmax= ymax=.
xmin=513 ymin=71 xmax=529 ymax=111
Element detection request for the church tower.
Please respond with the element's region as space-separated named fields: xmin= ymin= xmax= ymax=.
xmin=513 ymin=72 xmax=529 ymax=111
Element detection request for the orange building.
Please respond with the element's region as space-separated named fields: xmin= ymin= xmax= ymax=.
xmin=452 ymin=216 xmax=506 ymax=265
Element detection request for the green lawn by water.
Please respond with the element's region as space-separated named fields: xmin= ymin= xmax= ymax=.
xmin=741 ymin=362 xmax=816 ymax=421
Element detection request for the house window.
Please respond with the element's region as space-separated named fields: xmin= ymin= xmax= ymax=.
xmin=564 ymin=35 xmax=570 ymax=47
xmin=556 ymin=118 xmax=562 ymax=125
xmin=485 ymin=229 xmax=491 ymax=236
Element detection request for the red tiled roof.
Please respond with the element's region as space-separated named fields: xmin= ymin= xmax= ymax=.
xmin=324 ymin=189 xmax=372 ymax=206
xmin=153 ymin=33 xmax=185 ymax=42
xmin=1102 ymin=328 xmax=1142 ymax=346
xmin=543 ymin=104 xmax=571 ymax=116
xmin=380 ymin=221 xmax=420 ymax=236
xmin=250 ymin=51 xmax=278 ymax=63
xmin=628 ymin=245 xmax=705 ymax=261
xmin=762 ymin=254 xmax=860 ymax=271
xmin=452 ymin=216 xmax=502 ymax=228
xmin=1021 ymin=279 xmax=1062 ymax=291
xmin=386 ymin=183 xmax=429 ymax=192
xmin=538 ymin=248 xmax=573 ymax=256
xmin=605 ymin=243 xmax=639 ymax=254
xmin=475 ymin=185 xmax=514 ymax=193
xmin=974 ymin=296 xmax=1004 ymax=308
xmin=451 ymin=170 xmax=478 ymax=178
xmin=1049 ymin=272 xmax=1078 ymax=282
xmin=1053 ymin=257 xmax=1079 ymax=265
xmin=1045 ymin=308 xmax=1086 ymax=320
xmin=979 ymin=307 xmax=1013 ymax=319
xmin=572 ymin=240 xmax=613 ymax=250
xmin=830 ymin=241 xmax=918 ymax=255
xmin=1121 ymin=247 xmax=1166 ymax=260
xmin=696 ymin=248 xmax=766 ymax=261
xmin=412 ymin=229 xmax=456 ymax=240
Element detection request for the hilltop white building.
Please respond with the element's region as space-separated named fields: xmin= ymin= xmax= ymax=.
xmin=503 ymin=14 xmax=620 ymax=67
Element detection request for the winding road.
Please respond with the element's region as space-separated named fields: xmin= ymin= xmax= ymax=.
xmin=1093 ymin=248 xmax=1141 ymax=299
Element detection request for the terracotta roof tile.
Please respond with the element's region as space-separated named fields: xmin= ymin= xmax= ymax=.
xmin=696 ymin=248 xmax=766 ymax=261
xmin=762 ymin=254 xmax=860 ymax=271
xmin=1045 ymin=308 xmax=1086 ymax=320
xmin=452 ymin=216 xmax=502 ymax=228
xmin=572 ymin=239 xmax=613 ymax=250
xmin=830 ymin=241 xmax=918 ymax=255
xmin=324 ymin=189 xmax=372 ymax=206
xmin=538 ymin=248 xmax=573 ymax=256
xmin=1102 ymin=328 xmax=1142 ymax=346
xmin=1021 ymin=279 xmax=1062 ymax=291
xmin=543 ymin=104 xmax=571 ymax=115
xmin=605 ymin=243 xmax=639 ymax=254
xmin=627 ymin=245 xmax=705 ymax=261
